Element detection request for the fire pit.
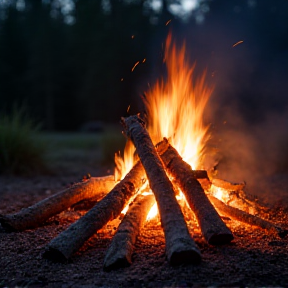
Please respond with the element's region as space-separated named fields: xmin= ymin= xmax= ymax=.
xmin=1 ymin=33 xmax=288 ymax=287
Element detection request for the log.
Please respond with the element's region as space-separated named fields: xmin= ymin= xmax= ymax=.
xmin=212 ymin=178 xmax=245 ymax=191
xmin=156 ymin=139 xmax=234 ymax=245
xmin=210 ymin=180 xmax=269 ymax=215
xmin=0 ymin=176 xmax=115 ymax=232
xmin=193 ymin=170 xmax=211 ymax=191
xmin=208 ymin=195 xmax=288 ymax=238
xmin=103 ymin=193 xmax=155 ymax=270
xmin=121 ymin=115 xmax=201 ymax=265
xmin=43 ymin=161 xmax=146 ymax=263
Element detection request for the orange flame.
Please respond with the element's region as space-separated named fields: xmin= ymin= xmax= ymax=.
xmin=115 ymin=33 xmax=213 ymax=219
xmin=114 ymin=139 xmax=136 ymax=181
xmin=144 ymin=33 xmax=213 ymax=169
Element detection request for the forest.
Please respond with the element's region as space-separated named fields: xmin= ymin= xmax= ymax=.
xmin=0 ymin=0 xmax=287 ymax=131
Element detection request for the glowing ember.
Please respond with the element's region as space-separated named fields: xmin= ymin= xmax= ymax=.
xmin=165 ymin=19 xmax=172 ymax=26
xmin=131 ymin=61 xmax=140 ymax=72
xmin=120 ymin=203 xmax=130 ymax=215
xmin=144 ymin=32 xmax=213 ymax=169
xmin=232 ymin=40 xmax=244 ymax=47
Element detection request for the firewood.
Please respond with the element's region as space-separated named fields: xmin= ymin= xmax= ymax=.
xmin=156 ymin=139 xmax=234 ymax=245
xmin=208 ymin=195 xmax=288 ymax=238
xmin=0 ymin=176 xmax=115 ymax=232
xmin=193 ymin=170 xmax=211 ymax=191
xmin=210 ymin=179 xmax=269 ymax=215
xmin=43 ymin=161 xmax=146 ymax=263
xmin=121 ymin=115 xmax=201 ymax=265
xmin=212 ymin=178 xmax=245 ymax=191
xmin=103 ymin=193 xmax=155 ymax=270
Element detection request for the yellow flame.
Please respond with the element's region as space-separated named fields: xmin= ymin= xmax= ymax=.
xmin=115 ymin=33 xmax=213 ymax=220
xmin=114 ymin=140 xmax=136 ymax=181
xmin=146 ymin=202 xmax=158 ymax=220
xmin=144 ymin=33 xmax=213 ymax=169
xmin=121 ymin=203 xmax=130 ymax=215
xmin=210 ymin=185 xmax=226 ymax=202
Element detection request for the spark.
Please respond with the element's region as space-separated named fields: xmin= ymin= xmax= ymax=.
xmin=131 ymin=35 xmax=135 ymax=39
xmin=142 ymin=58 xmax=146 ymax=63
xmin=166 ymin=19 xmax=172 ymax=26
xmin=127 ymin=105 xmax=131 ymax=113
xmin=131 ymin=61 xmax=140 ymax=72
xmin=232 ymin=40 xmax=244 ymax=47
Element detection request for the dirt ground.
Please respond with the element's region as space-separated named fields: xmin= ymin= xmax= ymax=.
xmin=1 ymin=161 xmax=288 ymax=288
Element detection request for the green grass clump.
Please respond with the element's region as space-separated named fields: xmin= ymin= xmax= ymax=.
xmin=0 ymin=107 xmax=47 ymax=175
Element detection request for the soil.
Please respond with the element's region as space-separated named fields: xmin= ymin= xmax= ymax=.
xmin=1 ymin=162 xmax=288 ymax=288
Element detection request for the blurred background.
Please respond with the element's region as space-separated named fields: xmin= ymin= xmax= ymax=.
xmin=1 ymin=0 xmax=287 ymax=130
xmin=0 ymin=0 xmax=288 ymax=203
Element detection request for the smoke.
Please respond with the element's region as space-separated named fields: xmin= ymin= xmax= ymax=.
xmin=205 ymin=96 xmax=288 ymax=205
xmin=142 ymin=0 xmax=288 ymax=204
xmin=184 ymin=1 xmax=288 ymax=205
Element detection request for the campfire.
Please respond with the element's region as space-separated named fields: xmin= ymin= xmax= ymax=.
xmin=0 ymin=34 xmax=286 ymax=270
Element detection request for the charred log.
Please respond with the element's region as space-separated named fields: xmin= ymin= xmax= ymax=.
xmin=121 ymin=115 xmax=201 ymax=265
xmin=208 ymin=195 xmax=288 ymax=238
xmin=156 ymin=139 xmax=234 ymax=245
xmin=104 ymin=193 xmax=155 ymax=270
xmin=212 ymin=179 xmax=245 ymax=191
xmin=211 ymin=179 xmax=269 ymax=215
xmin=42 ymin=162 xmax=146 ymax=263
xmin=0 ymin=176 xmax=115 ymax=232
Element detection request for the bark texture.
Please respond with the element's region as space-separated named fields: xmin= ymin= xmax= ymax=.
xmin=121 ymin=115 xmax=201 ymax=265
xmin=208 ymin=195 xmax=288 ymax=238
xmin=212 ymin=179 xmax=245 ymax=192
xmin=104 ymin=193 xmax=155 ymax=270
xmin=157 ymin=139 xmax=234 ymax=245
xmin=0 ymin=176 xmax=115 ymax=231
xmin=43 ymin=162 xmax=146 ymax=263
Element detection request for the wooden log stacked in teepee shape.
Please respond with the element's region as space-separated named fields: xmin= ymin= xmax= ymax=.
xmin=121 ymin=115 xmax=201 ymax=265
xmin=0 ymin=176 xmax=115 ymax=232
xmin=208 ymin=195 xmax=288 ymax=238
xmin=43 ymin=161 xmax=146 ymax=263
xmin=156 ymin=138 xmax=234 ymax=245
xmin=104 ymin=193 xmax=155 ymax=270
